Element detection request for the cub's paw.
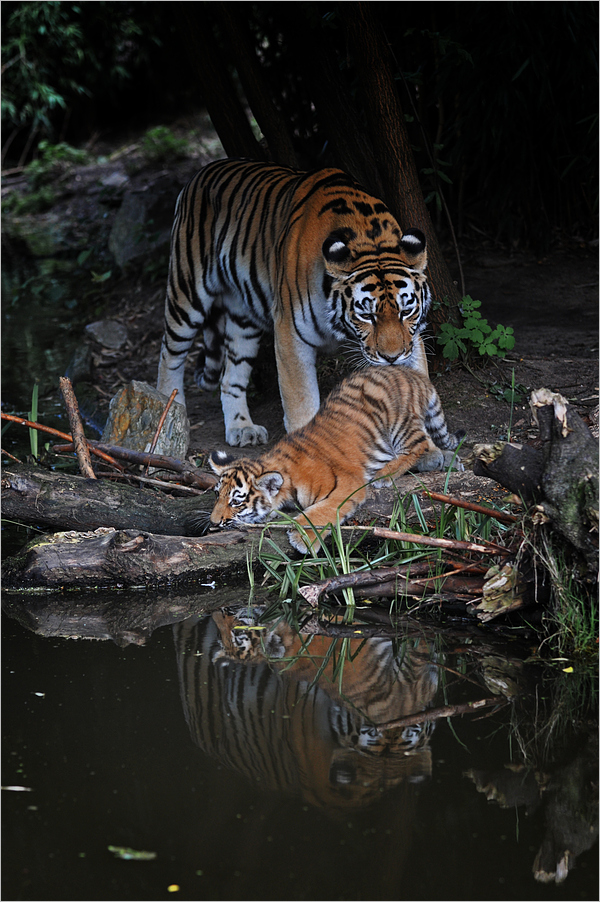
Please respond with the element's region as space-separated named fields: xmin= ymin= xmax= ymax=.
xmin=287 ymin=527 xmax=322 ymax=555
xmin=226 ymin=424 xmax=269 ymax=447
xmin=372 ymin=476 xmax=394 ymax=488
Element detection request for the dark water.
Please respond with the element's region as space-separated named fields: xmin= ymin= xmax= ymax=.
xmin=2 ymin=595 xmax=598 ymax=902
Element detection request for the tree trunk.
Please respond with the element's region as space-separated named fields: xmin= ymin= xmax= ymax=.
xmin=473 ymin=390 xmax=599 ymax=572
xmin=2 ymin=526 xmax=246 ymax=591
xmin=342 ymin=4 xmax=462 ymax=317
xmin=216 ymin=4 xmax=298 ymax=167
xmin=174 ymin=4 xmax=266 ymax=161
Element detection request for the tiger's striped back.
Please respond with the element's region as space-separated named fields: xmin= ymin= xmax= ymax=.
xmin=208 ymin=365 xmax=463 ymax=552
xmin=157 ymin=159 xmax=432 ymax=447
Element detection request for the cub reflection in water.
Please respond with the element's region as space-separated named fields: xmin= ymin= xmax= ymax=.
xmin=174 ymin=609 xmax=440 ymax=813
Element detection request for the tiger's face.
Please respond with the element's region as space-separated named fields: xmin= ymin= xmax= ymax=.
xmin=322 ymin=227 xmax=430 ymax=367
xmin=208 ymin=452 xmax=283 ymax=528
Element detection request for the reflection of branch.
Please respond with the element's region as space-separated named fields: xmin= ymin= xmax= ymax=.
xmin=378 ymin=696 xmax=507 ymax=730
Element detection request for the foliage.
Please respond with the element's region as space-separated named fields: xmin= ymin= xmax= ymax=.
xmin=258 ymin=487 xmax=510 ymax=611
xmin=436 ymin=296 xmax=515 ymax=361
xmin=25 ymin=140 xmax=89 ymax=186
xmin=139 ymin=126 xmax=189 ymax=163
xmin=1 ymin=2 xmax=171 ymax=159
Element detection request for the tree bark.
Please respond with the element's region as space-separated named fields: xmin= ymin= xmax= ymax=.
xmin=342 ymin=4 xmax=462 ymax=316
xmin=473 ymin=390 xmax=599 ymax=572
xmin=216 ymin=3 xmax=298 ymax=167
xmin=1 ymin=464 xmax=214 ymax=536
xmin=173 ymin=4 xmax=266 ymax=160
xmin=2 ymin=526 xmax=246 ymax=591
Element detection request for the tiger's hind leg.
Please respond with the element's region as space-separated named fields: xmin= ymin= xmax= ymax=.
xmin=157 ymin=285 xmax=209 ymax=407
xmin=195 ymin=305 xmax=226 ymax=391
xmin=424 ymin=388 xmax=465 ymax=452
xmin=220 ymin=312 xmax=268 ymax=447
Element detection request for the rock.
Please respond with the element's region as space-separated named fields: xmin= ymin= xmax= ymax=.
xmin=85 ymin=319 xmax=128 ymax=349
xmin=108 ymin=189 xmax=174 ymax=267
xmin=101 ymin=380 xmax=190 ymax=458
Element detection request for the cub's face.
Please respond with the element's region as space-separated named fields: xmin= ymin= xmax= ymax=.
xmin=209 ymin=452 xmax=283 ymax=528
xmin=323 ymin=227 xmax=430 ymax=366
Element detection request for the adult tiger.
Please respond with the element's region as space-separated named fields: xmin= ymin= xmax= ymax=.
xmin=156 ymin=159 xmax=431 ymax=447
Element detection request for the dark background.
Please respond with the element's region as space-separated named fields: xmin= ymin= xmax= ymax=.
xmin=2 ymin=1 xmax=598 ymax=253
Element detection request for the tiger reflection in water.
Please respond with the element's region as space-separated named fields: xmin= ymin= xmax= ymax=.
xmin=174 ymin=609 xmax=440 ymax=813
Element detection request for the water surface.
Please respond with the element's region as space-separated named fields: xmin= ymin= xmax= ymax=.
xmin=2 ymin=595 xmax=597 ymax=901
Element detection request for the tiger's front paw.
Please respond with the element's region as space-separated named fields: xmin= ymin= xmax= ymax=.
xmin=226 ymin=424 xmax=269 ymax=447
xmin=287 ymin=528 xmax=321 ymax=555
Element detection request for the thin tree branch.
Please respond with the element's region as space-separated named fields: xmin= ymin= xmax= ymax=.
xmin=59 ymin=376 xmax=95 ymax=479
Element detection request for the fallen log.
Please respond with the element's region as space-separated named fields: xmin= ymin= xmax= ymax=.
xmin=2 ymin=526 xmax=248 ymax=590
xmin=1 ymin=464 xmax=214 ymax=536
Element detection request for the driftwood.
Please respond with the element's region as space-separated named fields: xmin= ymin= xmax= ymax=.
xmin=473 ymin=389 xmax=599 ymax=572
xmin=1 ymin=464 xmax=214 ymax=536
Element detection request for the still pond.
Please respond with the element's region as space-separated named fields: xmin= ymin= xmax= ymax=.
xmin=1 ymin=586 xmax=598 ymax=901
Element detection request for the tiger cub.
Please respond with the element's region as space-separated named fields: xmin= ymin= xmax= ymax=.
xmin=207 ymin=366 xmax=464 ymax=553
xmin=156 ymin=158 xmax=432 ymax=448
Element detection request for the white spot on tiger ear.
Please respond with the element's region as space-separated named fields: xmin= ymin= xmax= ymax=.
xmin=402 ymin=234 xmax=421 ymax=245
xmin=209 ymin=449 xmax=237 ymax=475
xmin=329 ymin=241 xmax=346 ymax=255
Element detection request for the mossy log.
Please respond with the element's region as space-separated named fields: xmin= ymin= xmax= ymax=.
xmin=473 ymin=389 xmax=598 ymax=572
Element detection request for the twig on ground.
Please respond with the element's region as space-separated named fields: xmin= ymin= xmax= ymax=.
xmin=53 ymin=441 xmax=216 ymax=489
xmin=372 ymin=526 xmax=510 ymax=555
xmin=1 ymin=414 xmax=124 ymax=470
xmin=422 ymin=489 xmax=518 ymax=523
xmin=146 ymin=389 xmax=179 ymax=466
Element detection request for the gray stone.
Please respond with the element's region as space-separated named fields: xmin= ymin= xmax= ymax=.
xmin=85 ymin=319 xmax=129 ymax=349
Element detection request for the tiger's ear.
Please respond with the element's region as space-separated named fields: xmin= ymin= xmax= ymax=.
xmin=256 ymin=470 xmax=284 ymax=498
xmin=209 ymin=449 xmax=238 ymax=475
xmin=398 ymin=228 xmax=427 ymax=271
xmin=322 ymin=228 xmax=356 ymax=276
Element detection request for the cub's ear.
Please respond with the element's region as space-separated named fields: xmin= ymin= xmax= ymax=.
xmin=209 ymin=449 xmax=238 ymax=475
xmin=256 ymin=470 xmax=284 ymax=498
xmin=399 ymin=228 xmax=427 ymax=271
xmin=322 ymin=228 xmax=356 ymax=275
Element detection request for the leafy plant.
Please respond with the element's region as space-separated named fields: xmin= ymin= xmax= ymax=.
xmin=25 ymin=139 xmax=88 ymax=187
xmin=140 ymin=126 xmax=189 ymax=163
xmin=436 ymin=295 xmax=515 ymax=361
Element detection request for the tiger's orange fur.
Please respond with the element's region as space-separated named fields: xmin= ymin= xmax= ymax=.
xmin=157 ymin=159 xmax=432 ymax=447
xmin=208 ymin=366 xmax=463 ymax=552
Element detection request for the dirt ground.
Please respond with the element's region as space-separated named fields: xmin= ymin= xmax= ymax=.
xmin=3 ymin=138 xmax=598 ymax=519
xmin=102 ymin=230 xmax=598 ymax=520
